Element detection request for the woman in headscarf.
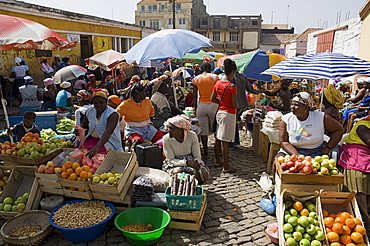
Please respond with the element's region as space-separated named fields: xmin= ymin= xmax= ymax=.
xmin=162 ymin=115 xmax=209 ymax=184
xmin=40 ymin=57 xmax=54 ymax=78
xmin=338 ymin=113 xmax=370 ymax=230
xmin=151 ymin=75 xmax=173 ymax=129
xmin=116 ymin=82 xmax=164 ymax=150
xmin=107 ymin=95 xmax=121 ymax=109
xmin=279 ymin=92 xmax=343 ymax=157
xmin=19 ymin=76 xmax=42 ymax=111
xmin=75 ymin=90 xmax=91 ymax=126
xmin=56 ymin=81 xmax=73 ymax=113
xmin=81 ymin=89 xmax=123 ymax=158
xmin=42 ymin=78 xmax=57 ymax=110
xmin=323 ymin=84 xmax=344 ymax=123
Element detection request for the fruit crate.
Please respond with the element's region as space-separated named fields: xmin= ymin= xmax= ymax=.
xmin=0 ymin=166 xmax=42 ymax=220
xmin=59 ymin=178 xmax=92 ymax=200
xmin=277 ymin=190 xmax=327 ymax=246
xmin=0 ymin=148 xmax=63 ymax=166
xmin=89 ymin=151 xmax=138 ymax=203
xmin=319 ymin=191 xmax=369 ymax=246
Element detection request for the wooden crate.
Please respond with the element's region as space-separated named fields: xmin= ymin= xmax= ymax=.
xmin=168 ymin=194 xmax=207 ymax=232
xmin=114 ymin=191 xmax=133 ymax=213
xmin=0 ymin=166 xmax=42 ymax=220
xmin=59 ymin=178 xmax=92 ymax=200
xmin=36 ymin=178 xmax=63 ymax=195
xmin=319 ymin=191 xmax=370 ymax=246
xmin=0 ymin=148 xmax=63 ymax=166
xmin=252 ymin=122 xmax=261 ymax=154
xmin=91 ymin=163 xmax=138 ymax=203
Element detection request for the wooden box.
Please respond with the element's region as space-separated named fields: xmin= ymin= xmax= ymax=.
xmin=168 ymin=194 xmax=207 ymax=232
xmin=89 ymin=151 xmax=138 ymax=203
xmin=0 ymin=166 xmax=42 ymax=220
xmin=319 ymin=191 xmax=369 ymax=246
xmin=59 ymin=178 xmax=92 ymax=200
xmin=0 ymin=148 xmax=63 ymax=167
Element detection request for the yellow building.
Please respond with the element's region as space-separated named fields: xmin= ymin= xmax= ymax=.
xmin=0 ymin=0 xmax=142 ymax=84
xmin=359 ymin=0 xmax=370 ymax=61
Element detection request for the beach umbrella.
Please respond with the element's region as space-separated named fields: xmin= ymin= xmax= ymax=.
xmin=87 ymin=49 xmax=125 ymax=71
xmin=53 ymin=65 xmax=87 ymax=83
xmin=262 ymin=52 xmax=370 ymax=80
xmin=181 ymin=50 xmax=212 ymax=63
xmin=218 ymin=50 xmax=286 ymax=81
xmin=0 ymin=14 xmax=77 ymax=50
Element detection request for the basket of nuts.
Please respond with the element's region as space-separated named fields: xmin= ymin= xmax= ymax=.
xmin=0 ymin=210 xmax=52 ymax=245
xmin=49 ymin=200 xmax=115 ymax=243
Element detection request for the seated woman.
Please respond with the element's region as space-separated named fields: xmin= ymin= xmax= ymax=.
xmin=338 ymin=114 xmax=370 ymax=230
xmin=56 ymin=81 xmax=73 ymax=113
xmin=116 ymin=83 xmax=164 ymax=150
xmin=19 ymin=76 xmax=42 ymax=112
xmin=151 ymin=75 xmax=173 ymax=129
xmin=279 ymin=92 xmax=343 ymax=157
xmin=162 ymin=115 xmax=209 ymax=184
xmin=323 ymin=84 xmax=344 ymax=123
xmin=42 ymin=78 xmax=57 ymax=110
xmin=81 ymin=89 xmax=123 ymax=158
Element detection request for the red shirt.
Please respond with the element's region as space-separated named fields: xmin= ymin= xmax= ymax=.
xmin=213 ymin=80 xmax=237 ymax=114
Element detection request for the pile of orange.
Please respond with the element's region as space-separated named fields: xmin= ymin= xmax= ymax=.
xmin=323 ymin=210 xmax=367 ymax=246
xmin=60 ymin=161 xmax=93 ymax=192
xmin=21 ymin=132 xmax=43 ymax=144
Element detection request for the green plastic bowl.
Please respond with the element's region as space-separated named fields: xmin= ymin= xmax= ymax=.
xmin=114 ymin=207 xmax=171 ymax=246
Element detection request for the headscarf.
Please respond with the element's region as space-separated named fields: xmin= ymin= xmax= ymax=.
xmin=164 ymin=115 xmax=192 ymax=138
xmin=43 ymin=78 xmax=54 ymax=87
xmin=292 ymin=92 xmax=316 ymax=110
xmin=92 ymin=88 xmax=109 ymax=99
xmin=324 ymin=84 xmax=344 ymax=109
xmin=24 ymin=76 xmax=33 ymax=85
xmin=60 ymin=81 xmax=71 ymax=89
xmin=77 ymin=90 xmax=90 ymax=101
xmin=15 ymin=57 xmax=21 ymax=65
xmin=108 ymin=95 xmax=121 ymax=106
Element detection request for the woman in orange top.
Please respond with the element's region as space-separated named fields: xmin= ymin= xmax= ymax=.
xmin=116 ymin=83 xmax=164 ymax=149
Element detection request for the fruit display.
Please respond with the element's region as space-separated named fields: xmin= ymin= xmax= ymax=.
xmin=323 ymin=210 xmax=367 ymax=245
xmin=60 ymin=161 xmax=93 ymax=181
xmin=10 ymin=225 xmax=42 ymax=237
xmin=36 ymin=161 xmax=61 ymax=175
xmin=40 ymin=128 xmax=57 ymax=142
xmin=277 ymin=154 xmax=340 ymax=176
xmin=52 ymin=201 xmax=112 ymax=228
xmin=283 ymin=200 xmax=325 ymax=246
xmin=122 ymin=224 xmax=153 ymax=232
xmin=0 ymin=193 xmax=29 ymax=213
xmin=56 ymin=118 xmax=75 ymax=132
xmin=0 ymin=172 xmax=10 ymax=197
xmin=91 ymin=172 xmax=122 ymax=185
xmin=69 ymin=148 xmax=105 ymax=173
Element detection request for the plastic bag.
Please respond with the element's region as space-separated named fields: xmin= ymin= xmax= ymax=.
xmin=260 ymin=193 xmax=276 ymax=215
xmin=256 ymin=172 xmax=273 ymax=192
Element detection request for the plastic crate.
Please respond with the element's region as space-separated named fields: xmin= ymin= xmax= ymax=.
xmin=165 ymin=186 xmax=204 ymax=211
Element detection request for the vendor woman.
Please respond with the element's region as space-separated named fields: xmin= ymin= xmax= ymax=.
xmin=81 ymin=89 xmax=123 ymax=158
xmin=279 ymin=92 xmax=343 ymax=157
xmin=162 ymin=115 xmax=209 ymax=184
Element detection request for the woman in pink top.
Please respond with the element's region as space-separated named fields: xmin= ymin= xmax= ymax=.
xmin=211 ymin=59 xmax=238 ymax=173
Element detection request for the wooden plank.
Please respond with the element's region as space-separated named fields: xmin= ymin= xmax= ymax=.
xmin=261 ymin=132 xmax=270 ymax=163
xmin=62 ymin=188 xmax=92 ymax=200
xmin=59 ymin=179 xmax=89 ymax=189
xmin=267 ymin=143 xmax=280 ymax=174
xmin=39 ymin=186 xmax=64 ymax=195
xmin=252 ymin=122 xmax=261 ymax=154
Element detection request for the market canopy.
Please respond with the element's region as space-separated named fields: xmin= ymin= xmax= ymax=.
xmin=0 ymin=14 xmax=77 ymax=51
xmin=218 ymin=50 xmax=286 ymax=81
xmin=86 ymin=50 xmax=125 ymax=71
xmin=262 ymin=52 xmax=370 ymax=80
xmin=181 ymin=50 xmax=212 ymax=63
xmin=123 ymin=29 xmax=212 ymax=65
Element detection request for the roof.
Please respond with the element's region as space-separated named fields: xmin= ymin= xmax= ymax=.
xmin=360 ymin=0 xmax=370 ymax=20
xmin=295 ymin=28 xmax=322 ymax=41
xmin=0 ymin=0 xmax=143 ymax=30
xmin=260 ymin=33 xmax=299 ymax=45
xmin=262 ymin=24 xmax=289 ymax=30
xmin=138 ymin=0 xmax=192 ymax=4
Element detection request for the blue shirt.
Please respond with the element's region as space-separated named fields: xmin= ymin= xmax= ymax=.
xmin=56 ymin=90 xmax=71 ymax=108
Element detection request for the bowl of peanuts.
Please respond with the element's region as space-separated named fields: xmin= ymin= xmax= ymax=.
xmin=114 ymin=207 xmax=171 ymax=246
xmin=49 ymin=200 xmax=115 ymax=243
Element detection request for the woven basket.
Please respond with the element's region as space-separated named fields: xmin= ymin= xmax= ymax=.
xmin=0 ymin=210 xmax=52 ymax=245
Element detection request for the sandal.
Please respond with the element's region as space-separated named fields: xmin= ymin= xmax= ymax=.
xmin=222 ymin=167 xmax=236 ymax=173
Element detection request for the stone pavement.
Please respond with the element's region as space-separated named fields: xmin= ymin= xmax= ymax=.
xmin=40 ymin=131 xmax=277 ymax=246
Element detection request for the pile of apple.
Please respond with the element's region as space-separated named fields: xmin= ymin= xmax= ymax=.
xmin=283 ymin=200 xmax=325 ymax=246
xmin=277 ymin=154 xmax=340 ymax=175
xmin=36 ymin=161 xmax=60 ymax=174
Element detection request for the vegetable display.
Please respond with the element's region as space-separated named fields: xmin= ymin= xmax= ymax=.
xmin=56 ymin=118 xmax=75 ymax=132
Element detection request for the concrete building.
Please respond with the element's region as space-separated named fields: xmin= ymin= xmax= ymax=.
xmin=281 ymin=28 xmax=321 ymax=58
xmin=135 ymin=0 xmax=193 ymax=30
xmin=0 ymin=0 xmax=142 ymax=83
xmin=359 ymin=0 xmax=370 ymax=61
xmin=260 ymin=24 xmax=296 ymax=53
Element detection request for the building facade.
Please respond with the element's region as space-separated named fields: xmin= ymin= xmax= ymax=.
xmin=358 ymin=0 xmax=370 ymax=61
xmin=135 ymin=0 xmax=193 ymax=30
xmin=260 ymin=24 xmax=296 ymax=53
xmin=281 ymin=28 xmax=321 ymax=58
xmin=0 ymin=0 xmax=142 ymax=84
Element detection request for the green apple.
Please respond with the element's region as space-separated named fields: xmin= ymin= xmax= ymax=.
xmin=307 ymin=203 xmax=316 ymax=212
xmin=312 ymin=161 xmax=320 ymax=169
xmin=285 ymin=214 xmax=291 ymax=222
xmin=290 ymin=208 xmax=298 ymax=217
xmin=321 ymin=155 xmax=329 ymax=160
xmin=0 ymin=203 xmax=3 ymax=210
xmin=107 ymin=177 xmax=115 ymax=184
xmin=283 ymin=223 xmax=294 ymax=233
xmin=22 ymin=193 xmax=29 ymax=200
xmin=308 ymin=217 xmax=315 ymax=225
xmin=328 ymin=164 xmax=334 ymax=171
xmin=320 ymin=160 xmax=329 ymax=168
xmin=313 ymin=220 xmax=319 ymax=226
xmin=314 ymin=156 xmax=322 ymax=163
xmin=309 ymin=212 xmax=317 ymax=219
xmin=288 ymin=216 xmax=298 ymax=227
xmin=315 ymin=231 xmax=325 ymax=241
xmin=299 ymin=238 xmax=310 ymax=246
xmin=293 ymin=231 xmax=302 ymax=242
xmin=315 ymin=226 xmax=321 ymax=232
xmin=3 ymin=197 xmax=13 ymax=205
xmin=92 ymin=176 xmax=100 ymax=183
xmin=285 ymin=233 xmax=293 ymax=240
xmin=330 ymin=170 xmax=339 ymax=175
xmin=295 ymin=225 xmax=305 ymax=234
xmin=3 ymin=204 xmax=11 ymax=211
xmin=16 ymin=203 xmax=25 ymax=211
xmin=310 ymin=240 xmax=322 ymax=246
xmin=286 ymin=237 xmax=298 ymax=246
xmin=11 ymin=205 xmax=17 ymax=212
xmin=328 ymin=159 xmax=336 ymax=166
xmin=306 ymin=224 xmax=316 ymax=235
xmin=298 ymin=216 xmax=309 ymax=227
xmin=303 ymin=233 xmax=312 ymax=241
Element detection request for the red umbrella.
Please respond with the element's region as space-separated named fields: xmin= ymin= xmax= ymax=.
xmin=0 ymin=14 xmax=77 ymax=51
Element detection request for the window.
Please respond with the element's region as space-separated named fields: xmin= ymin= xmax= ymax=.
xmin=112 ymin=37 xmax=133 ymax=53
xmin=176 ymin=3 xmax=181 ymax=11
xmin=139 ymin=20 xmax=146 ymax=26
xmin=230 ymin=32 xmax=239 ymax=42
xmin=179 ymin=18 xmax=186 ymax=25
xmin=141 ymin=6 xmax=145 ymax=12
xmin=160 ymin=4 xmax=165 ymax=12
xmin=168 ymin=18 xmax=172 ymax=25
xmin=152 ymin=5 xmax=157 ymax=12
xmin=213 ymin=18 xmax=220 ymax=29
xmin=150 ymin=20 xmax=160 ymax=30
xmin=213 ymin=32 xmax=220 ymax=42
xmin=201 ymin=18 xmax=208 ymax=26
xmin=252 ymin=20 xmax=258 ymax=26
xmin=148 ymin=5 xmax=152 ymax=12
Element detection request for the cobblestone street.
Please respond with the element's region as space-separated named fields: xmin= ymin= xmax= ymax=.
xmin=41 ymin=131 xmax=276 ymax=246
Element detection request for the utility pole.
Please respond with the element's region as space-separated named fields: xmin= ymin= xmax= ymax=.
xmin=172 ymin=0 xmax=176 ymax=29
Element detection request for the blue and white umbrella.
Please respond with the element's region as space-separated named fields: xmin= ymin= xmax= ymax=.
xmin=262 ymin=52 xmax=370 ymax=80
xmin=124 ymin=29 xmax=212 ymax=65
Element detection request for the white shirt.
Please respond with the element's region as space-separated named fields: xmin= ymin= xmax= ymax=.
xmin=75 ymin=105 xmax=92 ymax=126
xmin=11 ymin=65 xmax=27 ymax=78
xmin=281 ymin=111 xmax=325 ymax=149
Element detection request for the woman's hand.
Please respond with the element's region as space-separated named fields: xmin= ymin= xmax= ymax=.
xmin=187 ymin=160 xmax=200 ymax=170
xmin=321 ymin=146 xmax=331 ymax=155
xmin=86 ymin=146 xmax=99 ymax=159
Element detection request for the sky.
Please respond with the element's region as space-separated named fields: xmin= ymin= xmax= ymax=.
xmin=22 ymin=0 xmax=366 ymax=33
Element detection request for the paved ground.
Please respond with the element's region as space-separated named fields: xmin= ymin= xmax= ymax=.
xmin=39 ymin=131 xmax=276 ymax=246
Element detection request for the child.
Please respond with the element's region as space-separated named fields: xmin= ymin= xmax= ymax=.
xmin=9 ymin=112 xmax=40 ymax=142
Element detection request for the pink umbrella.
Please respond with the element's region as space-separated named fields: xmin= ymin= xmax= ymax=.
xmin=86 ymin=49 xmax=125 ymax=71
xmin=0 ymin=14 xmax=77 ymax=51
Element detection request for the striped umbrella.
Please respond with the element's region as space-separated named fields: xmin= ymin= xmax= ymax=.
xmin=262 ymin=52 xmax=370 ymax=80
